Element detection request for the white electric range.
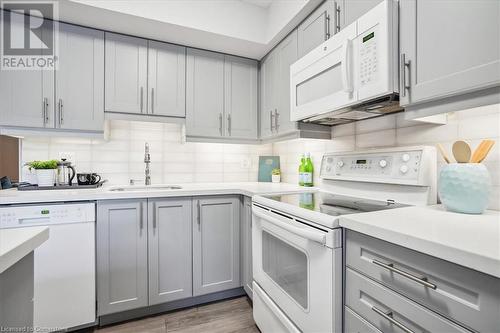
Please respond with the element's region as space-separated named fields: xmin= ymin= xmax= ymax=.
xmin=251 ymin=146 xmax=437 ymax=333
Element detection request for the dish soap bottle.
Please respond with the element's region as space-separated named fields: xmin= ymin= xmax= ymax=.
xmin=298 ymin=154 xmax=305 ymax=186
xmin=303 ymin=153 xmax=314 ymax=187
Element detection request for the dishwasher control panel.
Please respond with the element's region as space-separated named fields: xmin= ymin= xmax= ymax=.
xmin=0 ymin=203 xmax=95 ymax=227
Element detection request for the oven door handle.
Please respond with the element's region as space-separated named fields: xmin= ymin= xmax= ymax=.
xmin=253 ymin=208 xmax=326 ymax=245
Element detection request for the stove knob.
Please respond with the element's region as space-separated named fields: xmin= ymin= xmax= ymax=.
xmin=337 ymin=161 xmax=344 ymax=168
xmin=326 ymin=166 xmax=332 ymax=172
xmin=379 ymin=159 xmax=387 ymax=168
xmin=400 ymin=165 xmax=409 ymax=174
xmin=402 ymin=153 xmax=410 ymax=162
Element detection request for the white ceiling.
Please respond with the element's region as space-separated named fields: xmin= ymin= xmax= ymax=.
xmin=56 ymin=0 xmax=321 ymax=59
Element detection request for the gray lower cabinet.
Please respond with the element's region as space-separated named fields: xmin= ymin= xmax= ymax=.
xmin=97 ymin=200 xmax=148 ymax=315
xmin=148 ymin=198 xmax=192 ymax=305
xmin=193 ymin=196 xmax=240 ymax=296
xmin=241 ymin=196 xmax=253 ymax=299
xmin=399 ymin=0 xmax=500 ymax=109
xmin=56 ymin=23 xmax=104 ymax=131
xmin=105 ymin=33 xmax=148 ymax=114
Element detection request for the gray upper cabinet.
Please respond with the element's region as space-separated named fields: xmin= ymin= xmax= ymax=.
xmin=147 ymin=41 xmax=186 ymax=118
xmin=105 ymin=33 xmax=148 ymax=114
xmin=56 ymin=23 xmax=104 ymax=131
xmin=97 ymin=200 xmax=148 ymax=316
xmin=241 ymin=196 xmax=253 ymax=299
xmin=193 ymin=196 xmax=240 ymax=296
xmin=224 ymin=56 xmax=258 ymax=139
xmin=186 ymin=49 xmax=225 ymax=138
xmin=297 ymin=0 xmax=336 ymax=59
xmin=400 ymin=0 xmax=500 ymax=108
xmin=148 ymin=198 xmax=192 ymax=305
xmin=342 ymin=0 xmax=383 ymax=27
xmin=259 ymin=50 xmax=278 ymax=139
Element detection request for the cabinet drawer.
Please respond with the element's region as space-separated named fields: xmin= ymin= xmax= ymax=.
xmin=345 ymin=306 xmax=382 ymax=333
xmin=346 ymin=230 xmax=500 ymax=332
xmin=346 ymin=268 xmax=471 ymax=333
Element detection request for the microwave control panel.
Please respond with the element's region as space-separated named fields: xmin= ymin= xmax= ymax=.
xmin=359 ymin=27 xmax=379 ymax=86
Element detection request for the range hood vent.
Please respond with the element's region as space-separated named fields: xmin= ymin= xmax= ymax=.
xmin=301 ymin=93 xmax=403 ymax=126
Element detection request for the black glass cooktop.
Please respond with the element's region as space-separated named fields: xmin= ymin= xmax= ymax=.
xmin=263 ymin=192 xmax=408 ymax=216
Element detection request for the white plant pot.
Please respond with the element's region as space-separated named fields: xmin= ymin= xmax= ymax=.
xmin=36 ymin=169 xmax=56 ymax=187
xmin=272 ymin=175 xmax=281 ymax=183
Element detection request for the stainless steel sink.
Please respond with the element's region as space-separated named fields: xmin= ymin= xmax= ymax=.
xmin=109 ymin=185 xmax=182 ymax=192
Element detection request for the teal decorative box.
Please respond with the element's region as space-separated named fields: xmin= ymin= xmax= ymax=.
xmin=438 ymin=163 xmax=491 ymax=214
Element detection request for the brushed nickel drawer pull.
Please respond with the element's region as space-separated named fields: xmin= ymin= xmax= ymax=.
xmin=372 ymin=306 xmax=415 ymax=333
xmin=372 ymin=259 xmax=437 ymax=289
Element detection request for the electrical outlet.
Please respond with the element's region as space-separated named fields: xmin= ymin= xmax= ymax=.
xmin=59 ymin=152 xmax=75 ymax=161
xmin=241 ymin=157 xmax=251 ymax=169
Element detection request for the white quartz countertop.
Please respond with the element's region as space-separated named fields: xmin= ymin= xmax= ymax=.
xmin=0 ymin=226 xmax=49 ymax=274
xmin=0 ymin=182 xmax=312 ymax=205
xmin=339 ymin=205 xmax=500 ymax=278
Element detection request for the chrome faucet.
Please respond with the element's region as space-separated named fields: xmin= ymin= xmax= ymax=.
xmin=144 ymin=142 xmax=151 ymax=186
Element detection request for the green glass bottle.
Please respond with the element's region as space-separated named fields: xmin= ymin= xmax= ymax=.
xmin=303 ymin=153 xmax=314 ymax=187
xmin=298 ymin=154 xmax=305 ymax=186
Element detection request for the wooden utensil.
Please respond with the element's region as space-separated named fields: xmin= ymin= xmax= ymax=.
xmin=436 ymin=143 xmax=451 ymax=163
xmin=452 ymin=141 xmax=471 ymax=163
xmin=470 ymin=140 xmax=495 ymax=163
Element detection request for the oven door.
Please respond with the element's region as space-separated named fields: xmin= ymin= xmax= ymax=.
xmin=252 ymin=204 xmax=341 ymax=333
xmin=290 ymin=23 xmax=358 ymax=122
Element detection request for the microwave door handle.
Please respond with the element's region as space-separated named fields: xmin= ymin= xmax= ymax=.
xmin=253 ymin=208 xmax=326 ymax=245
xmin=341 ymin=39 xmax=353 ymax=93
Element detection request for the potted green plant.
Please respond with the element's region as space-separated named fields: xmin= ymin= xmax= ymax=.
xmin=25 ymin=160 xmax=58 ymax=187
xmin=271 ymin=168 xmax=281 ymax=183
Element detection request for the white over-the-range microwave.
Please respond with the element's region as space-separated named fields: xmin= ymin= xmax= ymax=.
xmin=290 ymin=0 xmax=400 ymax=125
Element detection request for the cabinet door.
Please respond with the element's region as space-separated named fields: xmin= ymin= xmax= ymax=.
xmin=259 ymin=51 xmax=278 ymax=139
xmin=297 ymin=0 xmax=336 ymax=58
xmin=148 ymin=41 xmax=186 ymax=118
xmin=148 ymin=198 xmax=192 ymax=305
xmin=97 ymin=200 xmax=148 ymax=315
xmin=343 ymin=0 xmax=383 ymax=27
xmin=56 ymin=23 xmax=104 ymax=131
xmin=186 ymin=48 xmax=225 ymax=138
xmin=275 ymin=30 xmax=299 ymax=135
xmin=193 ymin=196 xmax=240 ymax=296
xmin=400 ymin=0 xmax=500 ymax=106
xmin=241 ymin=196 xmax=253 ymax=299
xmin=105 ymin=33 xmax=148 ymax=114
xmin=224 ymin=56 xmax=258 ymax=139
xmin=0 ymin=11 xmax=53 ymax=128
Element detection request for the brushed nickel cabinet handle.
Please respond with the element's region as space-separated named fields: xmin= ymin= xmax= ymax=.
xmin=197 ymin=201 xmax=201 ymax=231
xmin=151 ymin=88 xmax=154 ymax=114
xmin=139 ymin=202 xmax=144 ymax=230
xmin=401 ymin=54 xmax=411 ymax=97
xmin=42 ymin=98 xmax=49 ymax=124
xmin=227 ymin=113 xmax=231 ymax=136
xmin=325 ymin=14 xmax=331 ymax=40
xmin=274 ymin=109 xmax=279 ymax=132
xmin=152 ymin=202 xmax=157 ymax=230
xmin=372 ymin=306 xmax=415 ymax=333
xmin=372 ymin=259 xmax=437 ymax=289
xmin=270 ymin=110 xmax=274 ymax=132
xmin=58 ymin=98 xmax=64 ymax=125
xmin=335 ymin=2 xmax=341 ymax=33
xmin=140 ymin=86 xmax=144 ymax=113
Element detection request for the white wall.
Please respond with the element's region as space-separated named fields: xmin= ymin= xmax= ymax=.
xmin=21 ymin=121 xmax=272 ymax=185
xmin=272 ymin=104 xmax=500 ymax=210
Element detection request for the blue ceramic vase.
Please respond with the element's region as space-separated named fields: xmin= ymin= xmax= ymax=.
xmin=438 ymin=163 xmax=491 ymax=214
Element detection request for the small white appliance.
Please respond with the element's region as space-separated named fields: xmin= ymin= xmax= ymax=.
xmin=252 ymin=146 xmax=436 ymax=333
xmin=290 ymin=0 xmax=399 ymax=125
xmin=0 ymin=202 xmax=96 ymax=331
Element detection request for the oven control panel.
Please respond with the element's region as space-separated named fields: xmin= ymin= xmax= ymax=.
xmin=320 ymin=147 xmax=434 ymax=185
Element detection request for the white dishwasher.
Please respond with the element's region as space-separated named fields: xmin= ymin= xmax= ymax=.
xmin=0 ymin=202 xmax=96 ymax=331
